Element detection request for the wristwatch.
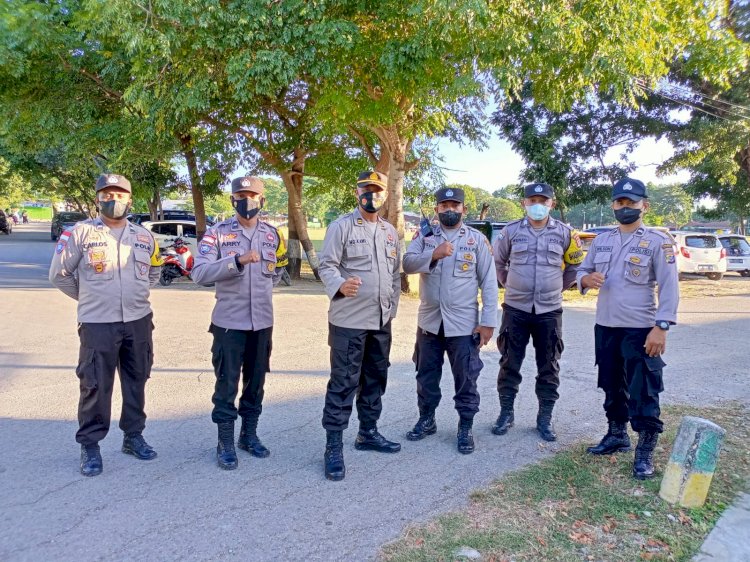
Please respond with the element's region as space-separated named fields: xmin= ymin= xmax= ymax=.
xmin=655 ymin=320 xmax=670 ymax=331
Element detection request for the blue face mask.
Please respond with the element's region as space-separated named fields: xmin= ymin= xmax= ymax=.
xmin=525 ymin=203 xmax=550 ymax=221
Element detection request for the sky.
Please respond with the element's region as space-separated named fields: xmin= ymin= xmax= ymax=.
xmin=436 ymin=133 xmax=690 ymax=193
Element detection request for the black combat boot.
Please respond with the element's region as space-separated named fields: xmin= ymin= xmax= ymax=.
xmin=406 ymin=412 xmax=437 ymax=441
xmin=354 ymin=426 xmax=401 ymax=453
xmin=457 ymin=418 xmax=475 ymax=454
xmin=238 ymin=416 xmax=270 ymax=458
xmin=492 ymin=396 xmax=515 ymax=435
xmin=216 ymin=421 xmax=238 ymax=470
xmin=536 ymin=400 xmax=557 ymax=442
xmin=122 ymin=432 xmax=158 ymax=460
xmin=586 ymin=421 xmax=632 ymax=455
xmin=633 ymin=431 xmax=659 ymax=480
xmin=324 ymin=430 xmax=345 ymax=481
xmin=80 ymin=444 xmax=103 ymax=477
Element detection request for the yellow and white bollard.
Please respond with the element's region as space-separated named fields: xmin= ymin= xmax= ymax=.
xmin=659 ymin=416 xmax=726 ymax=508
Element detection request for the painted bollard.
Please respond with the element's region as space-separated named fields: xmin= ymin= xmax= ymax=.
xmin=659 ymin=416 xmax=726 ymax=507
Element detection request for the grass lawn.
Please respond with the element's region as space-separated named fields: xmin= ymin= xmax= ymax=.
xmin=381 ymin=403 xmax=750 ymax=562
xmin=21 ymin=207 xmax=53 ymax=220
xmin=279 ymin=226 xmax=327 ymax=253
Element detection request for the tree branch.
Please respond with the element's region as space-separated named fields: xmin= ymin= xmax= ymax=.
xmin=348 ymin=126 xmax=379 ymax=164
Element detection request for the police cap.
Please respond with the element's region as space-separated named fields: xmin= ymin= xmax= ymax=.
xmin=95 ymin=174 xmax=131 ymax=193
xmin=523 ymin=182 xmax=554 ymax=199
xmin=612 ymin=177 xmax=648 ymax=201
xmin=435 ymin=187 xmax=465 ymax=204
xmin=231 ymin=176 xmax=265 ymax=194
xmin=356 ymin=171 xmax=388 ymax=189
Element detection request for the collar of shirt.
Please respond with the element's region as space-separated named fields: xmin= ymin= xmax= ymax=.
xmin=434 ymin=224 xmax=466 ymax=241
xmin=521 ymin=216 xmax=557 ymax=230
xmin=350 ymin=206 xmax=385 ymax=230
xmin=93 ymin=217 xmax=136 ymax=236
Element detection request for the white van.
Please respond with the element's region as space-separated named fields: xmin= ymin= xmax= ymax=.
xmin=719 ymin=235 xmax=750 ymax=277
xmin=672 ymin=232 xmax=727 ymax=281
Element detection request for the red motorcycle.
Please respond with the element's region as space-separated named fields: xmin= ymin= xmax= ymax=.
xmin=159 ymin=237 xmax=194 ymax=286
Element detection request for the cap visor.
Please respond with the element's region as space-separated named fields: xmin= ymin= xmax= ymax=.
xmin=357 ymin=180 xmax=386 ymax=189
xmin=612 ymin=194 xmax=645 ymax=201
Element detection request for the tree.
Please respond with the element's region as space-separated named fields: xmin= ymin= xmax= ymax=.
xmin=322 ymin=0 xmax=746 ymax=287
xmin=648 ymin=2 xmax=750 ymax=233
xmin=646 ymin=183 xmax=694 ymax=227
xmin=95 ymin=0 xmax=360 ymax=278
xmin=492 ymin=84 xmax=676 ymax=221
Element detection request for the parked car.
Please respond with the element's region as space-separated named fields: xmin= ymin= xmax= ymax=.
xmin=672 ymin=231 xmax=727 ymax=280
xmin=464 ymin=220 xmax=508 ymax=245
xmin=584 ymin=225 xmax=619 ymax=235
xmin=141 ymin=220 xmax=199 ymax=253
xmin=130 ymin=211 xmax=216 ymax=226
xmin=719 ymin=235 xmax=750 ymax=277
xmin=128 ymin=211 xmax=190 ymax=224
xmin=0 ymin=210 xmax=12 ymax=235
xmin=51 ymin=211 xmax=88 ymax=241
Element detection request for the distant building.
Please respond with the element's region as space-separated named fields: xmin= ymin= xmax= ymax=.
xmin=680 ymin=221 xmax=734 ymax=234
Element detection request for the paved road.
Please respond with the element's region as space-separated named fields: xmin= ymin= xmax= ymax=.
xmin=1 ymin=222 xmax=749 ymax=561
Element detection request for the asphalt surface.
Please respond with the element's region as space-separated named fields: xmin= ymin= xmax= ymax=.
xmin=1 ymin=222 xmax=749 ymax=561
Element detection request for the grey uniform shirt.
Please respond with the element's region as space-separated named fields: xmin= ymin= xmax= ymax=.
xmin=191 ymin=218 xmax=282 ymax=331
xmin=403 ymin=224 xmax=498 ymax=337
xmin=49 ymin=218 xmax=161 ymax=323
xmin=318 ymin=208 xmax=401 ymax=330
xmin=493 ymin=217 xmax=579 ymax=314
xmin=575 ymin=226 xmax=679 ymax=327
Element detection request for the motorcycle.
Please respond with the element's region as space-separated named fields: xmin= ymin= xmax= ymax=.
xmin=159 ymin=237 xmax=194 ymax=286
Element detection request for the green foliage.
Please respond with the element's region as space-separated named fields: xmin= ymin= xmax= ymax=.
xmin=493 ymin=84 xmax=674 ymax=216
xmin=646 ymin=183 xmax=694 ymax=227
xmin=657 ymin=2 xmax=750 ymax=233
xmin=0 ymin=0 xmax=747 ymax=237
xmin=565 ymin=183 xmax=695 ymax=228
xmin=443 ymin=183 xmax=523 ymax=222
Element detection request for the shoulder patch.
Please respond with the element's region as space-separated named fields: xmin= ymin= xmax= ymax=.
xmin=55 ymin=228 xmax=73 ymax=254
xmin=650 ymin=229 xmax=671 ymax=241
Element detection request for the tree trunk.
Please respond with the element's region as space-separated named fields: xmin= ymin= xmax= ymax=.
xmin=178 ymin=132 xmax=208 ymax=240
xmin=375 ymin=126 xmax=412 ymax=292
xmin=146 ymin=183 xmax=161 ymax=221
xmin=280 ymin=149 xmax=319 ymax=279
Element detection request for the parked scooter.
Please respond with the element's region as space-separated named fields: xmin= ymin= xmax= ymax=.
xmin=159 ymin=237 xmax=194 ymax=286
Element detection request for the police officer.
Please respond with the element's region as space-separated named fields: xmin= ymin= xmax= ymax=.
xmin=402 ymin=187 xmax=497 ymax=454
xmin=191 ymin=176 xmax=288 ymax=470
xmin=578 ymin=178 xmax=678 ymax=479
xmin=318 ymin=171 xmax=402 ymax=481
xmin=49 ymin=174 xmax=162 ymax=477
xmin=492 ymin=183 xmax=583 ymax=442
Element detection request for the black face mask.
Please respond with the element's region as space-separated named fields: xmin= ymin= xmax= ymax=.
xmin=438 ymin=210 xmax=461 ymax=228
xmin=613 ymin=207 xmax=642 ymax=225
xmin=234 ymin=197 xmax=262 ymax=220
xmin=99 ymin=200 xmax=131 ymax=220
xmin=359 ymin=191 xmax=386 ymax=213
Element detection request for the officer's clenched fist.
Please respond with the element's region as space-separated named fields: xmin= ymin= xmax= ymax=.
xmin=238 ymin=250 xmax=261 ymax=265
xmin=431 ymin=241 xmax=453 ymax=261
